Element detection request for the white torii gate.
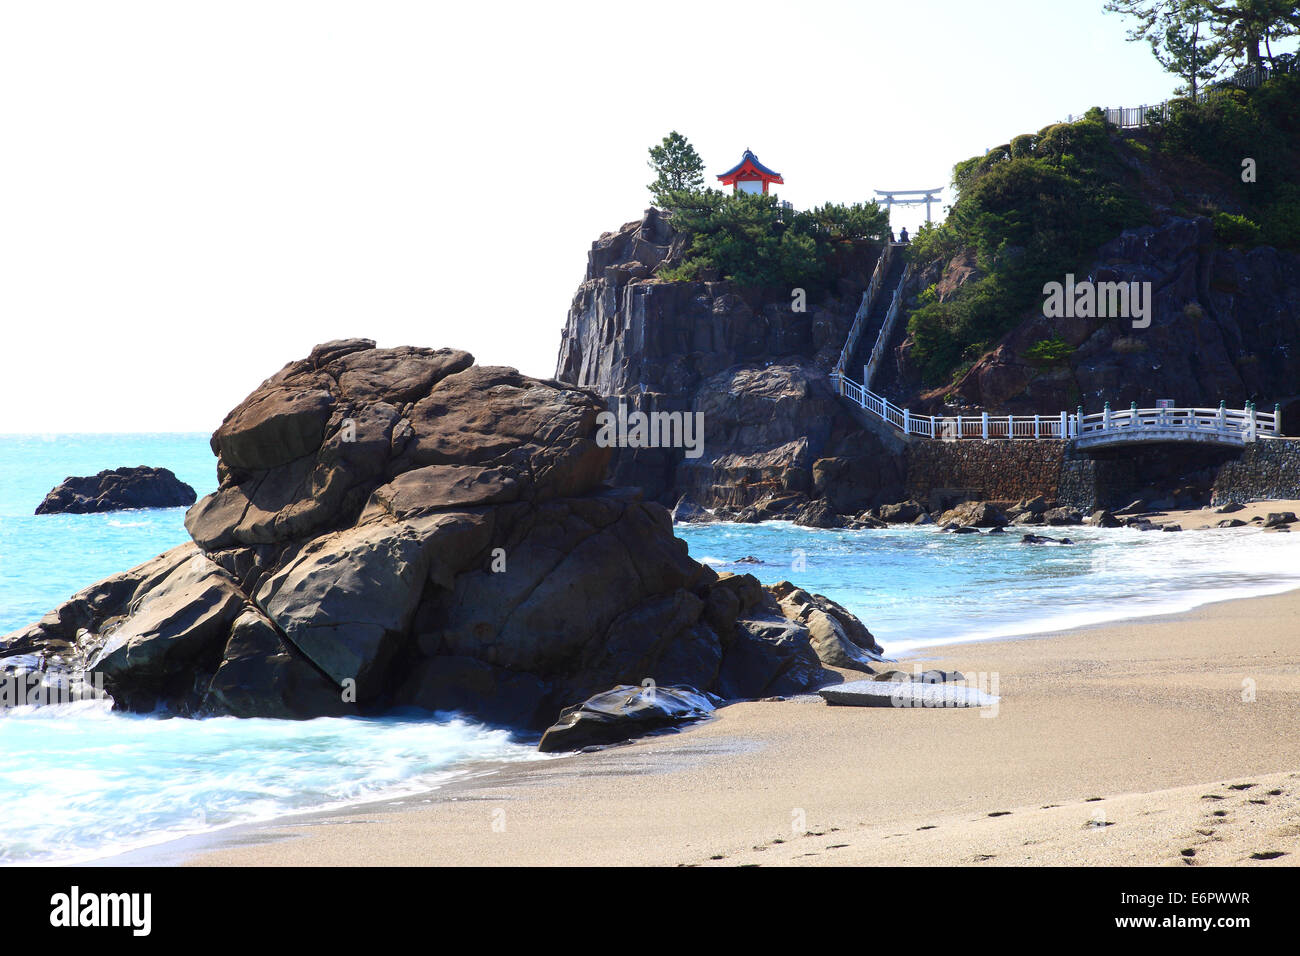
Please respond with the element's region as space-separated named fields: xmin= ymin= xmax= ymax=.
xmin=874 ymin=188 xmax=943 ymax=223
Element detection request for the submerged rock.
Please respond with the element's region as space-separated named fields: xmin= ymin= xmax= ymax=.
xmin=3 ymin=341 xmax=882 ymax=749
xmin=35 ymin=466 xmax=196 ymax=515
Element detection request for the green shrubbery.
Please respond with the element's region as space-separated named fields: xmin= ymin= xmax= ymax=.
xmin=906 ymin=113 xmax=1146 ymax=387
xmin=658 ymin=189 xmax=890 ymax=289
xmin=1025 ymin=335 xmax=1074 ymax=366
xmin=1150 ymin=72 xmax=1300 ymax=252
xmin=906 ymin=71 xmax=1300 ymax=389
xmin=1213 ymin=212 xmax=1262 ymax=246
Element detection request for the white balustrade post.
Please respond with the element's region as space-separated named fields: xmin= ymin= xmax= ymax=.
xmin=1034 ymin=414 xmax=1040 ymax=439
xmin=903 ymin=408 xmax=910 ymax=433
xmin=1103 ymin=402 xmax=1111 ymax=430
xmin=1059 ymin=411 xmax=1066 ymax=438
xmin=956 ymin=415 xmax=962 ymax=439
xmin=981 ymin=411 xmax=989 ymax=440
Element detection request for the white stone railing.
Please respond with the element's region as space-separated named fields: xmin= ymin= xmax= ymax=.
xmin=830 ymin=372 xmax=1281 ymax=446
xmin=863 ymin=263 xmax=910 ymax=389
xmin=833 ymin=242 xmax=898 ymax=378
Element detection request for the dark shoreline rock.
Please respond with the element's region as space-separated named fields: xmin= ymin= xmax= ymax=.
xmin=35 ymin=466 xmax=196 ymax=515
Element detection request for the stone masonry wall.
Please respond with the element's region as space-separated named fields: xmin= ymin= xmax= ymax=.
xmin=905 ymin=440 xmax=1067 ymax=508
xmin=1211 ymin=439 xmax=1300 ymax=504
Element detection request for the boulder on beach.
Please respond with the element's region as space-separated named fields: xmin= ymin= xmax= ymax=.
xmin=819 ymin=678 xmax=997 ymax=709
xmin=35 ymin=466 xmax=196 ymax=515
xmin=537 ymin=684 xmax=715 ymax=752
xmin=2 ymin=340 xmax=883 ymax=750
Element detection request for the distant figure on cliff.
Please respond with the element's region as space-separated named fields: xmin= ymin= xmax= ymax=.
xmin=899 ymin=227 xmax=909 ymax=244
xmin=889 ymin=229 xmax=896 ymax=242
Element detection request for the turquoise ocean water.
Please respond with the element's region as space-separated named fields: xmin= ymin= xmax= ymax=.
xmin=1 ymin=433 xmax=1298 ymax=863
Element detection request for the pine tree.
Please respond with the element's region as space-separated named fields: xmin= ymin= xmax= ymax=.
xmin=1205 ymin=1 xmax=1300 ymax=70
xmin=647 ymin=132 xmax=705 ymax=208
xmin=1104 ymin=0 xmax=1226 ymax=98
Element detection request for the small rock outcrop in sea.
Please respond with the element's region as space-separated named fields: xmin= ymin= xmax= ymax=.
xmin=35 ymin=466 xmax=196 ymax=515
xmin=1 ymin=340 xmax=884 ymax=749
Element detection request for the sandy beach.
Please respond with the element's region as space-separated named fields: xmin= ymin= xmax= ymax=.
xmin=178 ymin=509 xmax=1300 ymax=868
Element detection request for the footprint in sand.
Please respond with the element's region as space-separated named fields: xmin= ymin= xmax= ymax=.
xmin=1267 ymin=789 xmax=1283 ymax=796
xmin=1249 ymin=799 xmax=1268 ymax=805
xmin=1085 ymin=796 xmax=1104 ymax=802
xmin=1227 ymin=783 xmax=1256 ymax=791
xmin=1250 ymin=851 xmax=1286 ymax=861
xmin=917 ymin=825 xmax=937 ymax=830
xmin=988 ymin=811 xmax=1012 ymax=817
xmin=1201 ymin=794 xmax=1225 ymax=800
xmin=1212 ymin=810 xmax=1229 ymax=817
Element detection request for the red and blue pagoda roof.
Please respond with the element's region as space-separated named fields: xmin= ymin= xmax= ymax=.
xmin=717 ymin=149 xmax=784 ymax=189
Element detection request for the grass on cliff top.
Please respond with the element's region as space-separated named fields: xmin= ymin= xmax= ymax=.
xmin=905 ymin=72 xmax=1300 ymax=389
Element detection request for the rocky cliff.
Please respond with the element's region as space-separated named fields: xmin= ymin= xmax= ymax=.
xmin=912 ymin=216 xmax=1300 ymax=419
xmin=555 ymin=210 xmax=906 ymax=512
xmin=894 ymin=102 xmax=1300 ymax=426
xmin=1 ymin=340 xmax=884 ymax=746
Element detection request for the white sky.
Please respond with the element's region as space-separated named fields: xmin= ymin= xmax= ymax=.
xmin=0 ymin=0 xmax=1245 ymax=432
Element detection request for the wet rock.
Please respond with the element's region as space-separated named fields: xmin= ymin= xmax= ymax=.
xmin=671 ymin=495 xmax=711 ymax=523
xmin=35 ymin=466 xmax=197 ymax=515
xmin=938 ymin=501 xmax=1008 ymax=528
xmin=537 ymin=684 xmax=714 ymax=752
xmin=1042 ymin=507 xmax=1083 ymax=526
xmin=792 ymin=498 xmax=845 ymax=529
xmin=1020 ymin=533 xmax=1072 ymax=545
xmin=1086 ymin=509 xmax=1121 ymax=528
xmin=879 ymin=501 xmax=925 ymax=523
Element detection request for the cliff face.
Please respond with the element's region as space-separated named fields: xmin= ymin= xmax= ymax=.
xmin=555 ymin=210 xmax=906 ymax=510
xmin=916 ymin=216 xmax=1300 ymax=416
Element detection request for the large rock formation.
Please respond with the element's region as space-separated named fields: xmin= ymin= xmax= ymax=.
xmin=1 ymin=340 xmax=884 ymax=743
xmin=555 ymin=209 xmax=906 ymax=511
xmin=35 ymin=466 xmax=196 ymax=514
